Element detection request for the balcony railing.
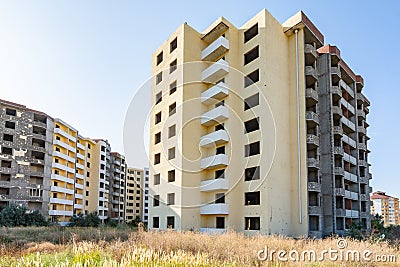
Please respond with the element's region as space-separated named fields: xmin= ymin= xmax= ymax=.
xmin=305 ymin=88 xmax=318 ymax=102
xmin=200 ymin=178 xmax=229 ymax=192
xmin=200 ymin=203 xmax=229 ymax=215
xmin=307 ymin=182 xmax=321 ymax=192
xmin=330 ymin=86 xmax=342 ymax=97
xmin=345 ymin=210 xmax=359 ymax=218
xmin=344 ymin=171 xmax=357 ymax=183
xmin=306 ymin=111 xmax=319 ymax=125
xmin=201 ymin=59 xmax=229 ymax=83
xmin=200 ymin=130 xmax=229 ymax=148
xmin=307 ymin=158 xmax=319 ymax=169
xmin=201 ymin=106 xmax=229 ymax=126
xmin=201 ymin=82 xmax=229 ymax=105
xmin=304 ymin=44 xmax=317 ymax=58
xmin=200 ymin=228 xmax=228 ymax=235
xmin=201 ymin=154 xmax=229 ymax=170
xmin=202 ymin=36 xmax=229 ymax=62
xmin=335 ymin=188 xmax=345 ymax=196
xmin=306 ymin=134 xmax=319 ymax=147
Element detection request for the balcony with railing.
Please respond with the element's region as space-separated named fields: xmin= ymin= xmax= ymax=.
xmin=201 ymin=106 xmax=229 ymax=126
xmin=306 ymin=134 xmax=319 ymax=147
xmin=307 ymin=182 xmax=321 ymax=192
xmin=305 ymin=88 xmax=318 ymax=103
xmin=344 ymin=171 xmax=357 ymax=183
xmin=201 ymin=154 xmax=229 ymax=170
xmin=202 ymin=36 xmax=229 ymax=62
xmin=200 ymin=130 xmax=229 ymax=148
xmin=200 ymin=228 xmax=227 ymax=235
xmin=345 ymin=210 xmax=359 ymax=218
xmin=201 ymin=82 xmax=229 ymax=105
xmin=200 ymin=203 xmax=229 ymax=215
xmin=335 ymin=188 xmax=345 ymax=196
xmin=201 ymin=59 xmax=229 ymax=83
xmin=200 ymin=178 xmax=229 ymax=192
xmin=307 ymin=158 xmax=319 ymax=169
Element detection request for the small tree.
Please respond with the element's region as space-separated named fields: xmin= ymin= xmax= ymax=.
xmin=0 ymin=203 xmax=48 ymax=227
xmin=69 ymin=212 xmax=101 ymax=227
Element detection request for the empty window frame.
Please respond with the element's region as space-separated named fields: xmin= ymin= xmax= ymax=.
xmin=155 ymin=112 xmax=162 ymax=124
xmin=154 ymin=153 xmax=161 ymax=165
xmin=1 ymin=147 xmax=12 ymax=155
xmin=167 ymin=193 xmax=175 ymax=205
xmin=155 ymin=91 xmax=162 ymax=105
xmin=168 ymin=147 xmax=175 ymax=159
xmin=3 ymin=134 xmax=13 ymax=142
xmin=153 ymin=195 xmax=160 ymax=206
xmin=169 ymin=102 xmax=176 ymax=116
xmin=153 ymin=217 xmax=160 ymax=228
xmin=169 ymin=81 xmax=177 ymax=95
xmin=156 ymin=51 xmax=163 ymax=65
xmin=244 ymin=93 xmax=259 ymax=110
xmin=215 ymin=193 xmax=225 ymax=204
xmin=168 ymin=125 xmax=176 ymax=138
xmin=5 ymin=108 xmax=16 ymax=116
xmin=244 ymin=166 xmax=260 ymax=181
xmin=216 ymin=146 xmax=225 ymax=155
xmin=244 ymin=23 xmax=258 ymax=43
xmin=245 ymin=217 xmax=260 ymax=230
xmin=170 ymin=38 xmax=177 ymax=53
xmin=245 ymin=141 xmax=260 ymax=157
xmin=5 ymin=121 xmax=15 ymax=129
xmin=156 ymin=72 xmax=163 ymax=84
xmin=244 ymin=117 xmax=259 ymax=133
xmin=215 ymin=169 xmax=225 ymax=179
xmin=155 ymin=132 xmax=161 ymax=144
xmin=244 ymin=46 xmax=259 ymax=65
xmin=167 ymin=216 xmax=175 ymax=228
xmin=169 ymin=59 xmax=177 ymax=73
xmin=244 ymin=69 xmax=259 ymax=87
xmin=245 ymin=191 xmax=260 ymax=205
xmin=168 ymin=170 xmax=175 ymax=182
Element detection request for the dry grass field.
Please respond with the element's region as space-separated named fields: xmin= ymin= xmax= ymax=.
xmin=0 ymin=226 xmax=399 ymax=266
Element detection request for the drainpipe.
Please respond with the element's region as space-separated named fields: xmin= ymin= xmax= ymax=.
xmin=295 ymin=29 xmax=302 ymax=224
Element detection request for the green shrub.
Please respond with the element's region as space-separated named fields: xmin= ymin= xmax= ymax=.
xmin=0 ymin=203 xmax=48 ymax=227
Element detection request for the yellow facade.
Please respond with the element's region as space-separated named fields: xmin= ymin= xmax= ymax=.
xmin=148 ymin=9 xmax=323 ymax=236
xmin=125 ymin=167 xmax=144 ymax=222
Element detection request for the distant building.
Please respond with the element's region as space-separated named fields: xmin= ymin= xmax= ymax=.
xmin=371 ymin=191 xmax=400 ymax=227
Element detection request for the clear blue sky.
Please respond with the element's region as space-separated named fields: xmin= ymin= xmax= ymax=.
xmin=0 ymin=1 xmax=399 ymax=196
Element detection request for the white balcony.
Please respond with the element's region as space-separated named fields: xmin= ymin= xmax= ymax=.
xmin=201 ymin=82 xmax=229 ymax=105
xmin=201 ymin=59 xmax=229 ymax=83
xmin=53 ymin=140 xmax=76 ymax=153
xmin=200 ymin=178 xmax=229 ymax=192
xmin=49 ymin=210 xmax=73 ymax=216
xmin=76 ymin=163 xmax=84 ymax=170
xmin=49 ymin=198 xmax=73 ymax=205
xmin=345 ymin=210 xmax=359 ymax=218
xmin=200 ymin=228 xmax=227 ymax=235
xmin=74 ymin=204 xmax=83 ymax=210
xmin=77 ymin=153 xmax=85 ymax=160
xmin=51 ymin=173 xmax=74 ymax=184
xmin=114 ymin=160 xmax=121 ymax=166
xmin=201 ymin=106 xmax=229 ymax=126
xmin=75 ymin=183 xmax=84 ymax=190
xmin=99 ymin=196 xmax=107 ymax=202
xmin=52 ymin=151 xmax=75 ymax=163
xmin=54 ymin=128 xmax=76 ymax=142
xmin=200 ymin=130 xmax=229 ymax=148
xmin=51 ymin=186 xmax=74 ymax=195
xmin=201 ymin=154 xmax=228 ymax=170
xmin=200 ymin=203 xmax=229 ymax=215
xmin=343 ymin=152 xmax=357 ymax=165
xmin=75 ymin=173 xmax=84 ymax=180
xmin=52 ymin=162 xmax=75 ymax=174
xmin=202 ymin=36 xmax=229 ymax=62
xmin=344 ymin=171 xmax=357 ymax=183
xmin=77 ymin=142 xmax=85 ymax=150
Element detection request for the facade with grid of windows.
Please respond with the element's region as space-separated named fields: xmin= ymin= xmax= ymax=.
xmin=148 ymin=9 xmax=372 ymax=237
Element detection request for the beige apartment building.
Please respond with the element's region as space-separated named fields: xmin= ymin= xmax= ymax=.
xmin=149 ymin=9 xmax=372 ymax=237
xmin=371 ymin=191 xmax=400 ymax=227
xmin=125 ymin=167 xmax=144 ymax=222
xmin=109 ymin=152 xmax=127 ymax=221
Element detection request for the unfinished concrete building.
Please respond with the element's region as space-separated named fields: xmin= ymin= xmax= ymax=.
xmin=125 ymin=167 xmax=143 ymax=222
xmin=0 ymin=99 xmax=53 ymax=216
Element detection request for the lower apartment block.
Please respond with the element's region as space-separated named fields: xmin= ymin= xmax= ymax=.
xmin=0 ymin=98 xmax=148 ymax=225
xmin=148 ymin=9 xmax=372 ymax=237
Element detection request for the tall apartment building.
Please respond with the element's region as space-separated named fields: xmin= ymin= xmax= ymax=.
xmin=0 ymin=99 xmax=53 ymax=216
xmin=371 ymin=191 xmax=400 ymax=227
xmin=149 ymin=9 xmax=372 ymax=237
xmin=109 ymin=152 xmax=127 ymax=222
xmin=125 ymin=167 xmax=143 ymax=222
